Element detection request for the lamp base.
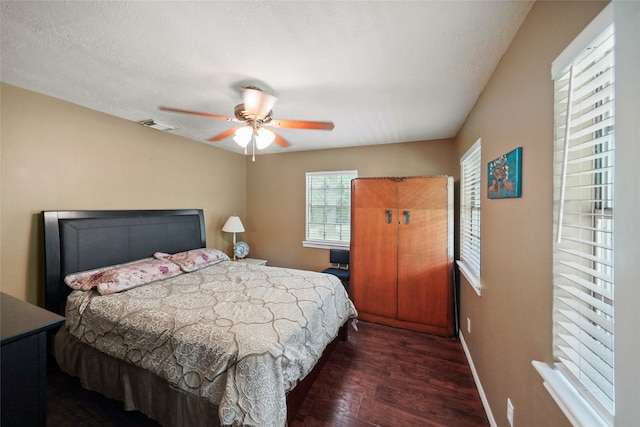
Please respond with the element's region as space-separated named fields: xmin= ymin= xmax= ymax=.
xmin=232 ymin=234 xmax=237 ymax=260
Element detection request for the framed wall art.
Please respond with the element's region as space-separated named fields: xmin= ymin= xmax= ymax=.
xmin=487 ymin=147 xmax=522 ymax=199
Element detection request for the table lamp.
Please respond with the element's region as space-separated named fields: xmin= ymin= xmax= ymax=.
xmin=222 ymin=215 xmax=245 ymax=260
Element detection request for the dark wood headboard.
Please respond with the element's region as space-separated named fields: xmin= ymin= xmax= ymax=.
xmin=42 ymin=209 xmax=206 ymax=315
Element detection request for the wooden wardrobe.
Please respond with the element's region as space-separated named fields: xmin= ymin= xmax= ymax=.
xmin=350 ymin=176 xmax=454 ymax=336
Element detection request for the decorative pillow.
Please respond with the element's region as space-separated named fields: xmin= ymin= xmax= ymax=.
xmin=154 ymin=248 xmax=230 ymax=272
xmin=64 ymin=258 xmax=149 ymax=291
xmin=64 ymin=258 xmax=183 ymax=295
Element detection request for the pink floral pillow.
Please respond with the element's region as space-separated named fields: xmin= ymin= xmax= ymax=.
xmin=154 ymin=248 xmax=229 ymax=272
xmin=64 ymin=258 xmax=183 ymax=295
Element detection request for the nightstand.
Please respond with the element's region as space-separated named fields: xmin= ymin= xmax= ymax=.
xmin=237 ymin=258 xmax=267 ymax=266
xmin=1 ymin=292 xmax=65 ymax=427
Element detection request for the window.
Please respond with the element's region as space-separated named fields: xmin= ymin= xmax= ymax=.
xmin=534 ymin=6 xmax=615 ymax=426
xmin=303 ymin=170 xmax=357 ymax=249
xmin=458 ymin=139 xmax=482 ymax=295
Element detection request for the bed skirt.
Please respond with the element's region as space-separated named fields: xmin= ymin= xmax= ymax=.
xmin=55 ymin=327 xmax=220 ymax=427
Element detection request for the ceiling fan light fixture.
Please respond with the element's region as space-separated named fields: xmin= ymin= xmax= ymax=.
xmin=255 ymin=128 xmax=275 ymax=149
xmin=233 ymin=126 xmax=252 ymax=147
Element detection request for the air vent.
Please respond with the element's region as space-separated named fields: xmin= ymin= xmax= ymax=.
xmin=138 ymin=119 xmax=177 ymax=132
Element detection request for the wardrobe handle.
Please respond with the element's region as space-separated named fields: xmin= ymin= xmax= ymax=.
xmin=403 ymin=210 xmax=410 ymax=225
xmin=386 ymin=210 xmax=393 ymax=224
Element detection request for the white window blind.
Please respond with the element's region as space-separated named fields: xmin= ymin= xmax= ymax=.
xmin=552 ymin=21 xmax=615 ymax=420
xmin=304 ymin=170 xmax=357 ymax=248
xmin=459 ymin=139 xmax=481 ymax=293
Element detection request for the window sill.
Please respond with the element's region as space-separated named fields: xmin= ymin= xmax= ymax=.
xmin=532 ymin=361 xmax=611 ymax=427
xmin=302 ymin=240 xmax=350 ymax=250
xmin=456 ymin=260 xmax=482 ymax=296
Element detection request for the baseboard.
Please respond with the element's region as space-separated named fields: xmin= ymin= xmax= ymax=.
xmin=459 ymin=331 xmax=497 ymax=427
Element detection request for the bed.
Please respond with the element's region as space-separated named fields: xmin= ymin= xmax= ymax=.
xmin=42 ymin=209 xmax=357 ymax=427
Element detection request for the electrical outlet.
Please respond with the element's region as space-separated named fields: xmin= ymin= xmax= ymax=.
xmin=467 ymin=317 xmax=471 ymax=334
xmin=507 ymin=398 xmax=514 ymax=427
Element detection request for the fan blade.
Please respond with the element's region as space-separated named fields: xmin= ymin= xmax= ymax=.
xmin=160 ymin=106 xmax=237 ymax=122
xmin=267 ymin=119 xmax=334 ymax=130
xmin=273 ymin=131 xmax=290 ymax=148
xmin=207 ymin=127 xmax=240 ymax=142
xmin=242 ymin=87 xmax=277 ymax=119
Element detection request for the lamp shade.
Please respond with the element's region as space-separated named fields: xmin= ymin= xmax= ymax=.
xmin=233 ymin=126 xmax=252 ymax=148
xmin=222 ymin=216 xmax=245 ymax=233
xmin=255 ymin=128 xmax=275 ymax=149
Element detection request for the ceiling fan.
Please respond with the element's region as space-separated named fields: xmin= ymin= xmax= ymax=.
xmin=160 ymin=87 xmax=334 ymax=157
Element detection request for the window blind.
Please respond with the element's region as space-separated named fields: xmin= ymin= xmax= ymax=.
xmin=459 ymin=139 xmax=481 ymax=286
xmin=552 ymin=23 xmax=615 ymax=416
xmin=305 ymin=170 xmax=357 ymax=245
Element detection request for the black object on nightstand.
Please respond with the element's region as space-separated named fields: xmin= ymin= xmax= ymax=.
xmin=1 ymin=292 xmax=65 ymax=427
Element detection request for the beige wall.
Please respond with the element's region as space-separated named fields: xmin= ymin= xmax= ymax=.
xmin=0 ymin=82 xmax=453 ymax=302
xmin=0 ymin=83 xmax=247 ymax=303
xmin=453 ymin=1 xmax=639 ymax=426
xmin=245 ymin=140 xmax=454 ymax=271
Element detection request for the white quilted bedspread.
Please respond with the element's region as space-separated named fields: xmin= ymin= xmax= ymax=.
xmin=64 ymin=260 xmax=357 ymax=427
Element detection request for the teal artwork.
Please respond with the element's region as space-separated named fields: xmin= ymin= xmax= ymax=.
xmin=488 ymin=147 xmax=522 ymax=199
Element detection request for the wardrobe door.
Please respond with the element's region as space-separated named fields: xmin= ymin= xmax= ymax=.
xmin=397 ymin=177 xmax=452 ymax=328
xmin=351 ymin=178 xmax=398 ymax=318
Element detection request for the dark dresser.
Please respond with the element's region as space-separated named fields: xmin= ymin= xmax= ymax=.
xmin=1 ymin=292 xmax=65 ymax=426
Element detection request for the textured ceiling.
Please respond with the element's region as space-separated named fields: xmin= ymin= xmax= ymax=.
xmin=1 ymin=1 xmax=532 ymax=154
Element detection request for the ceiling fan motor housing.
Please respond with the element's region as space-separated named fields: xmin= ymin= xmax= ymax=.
xmin=234 ymin=103 xmax=273 ymax=123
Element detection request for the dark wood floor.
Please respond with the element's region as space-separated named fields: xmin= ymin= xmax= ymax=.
xmin=47 ymin=321 xmax=488 ymax=426
xmin=290 ymin=321 xmax=488 ymax=427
